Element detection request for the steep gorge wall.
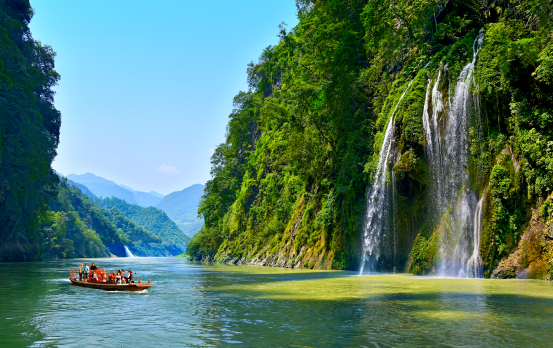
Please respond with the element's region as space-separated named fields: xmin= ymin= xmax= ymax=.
xmin=188 ymin=0 xmax=553 ymax=276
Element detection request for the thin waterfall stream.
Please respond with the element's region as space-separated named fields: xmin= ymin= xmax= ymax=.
xmin=124 ymin=245 xmax=135 ymax=257
xmin=360 ymin=81 xmax=413 ymax=274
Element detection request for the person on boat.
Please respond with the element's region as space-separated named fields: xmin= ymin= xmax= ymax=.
xmin=90 ymin=263 xmax=98 ymax=272
xmin=101 ymin=269 xmax=107 ymax=282
xmin=121 ymin=270 xmax=126 ymax=284
xmin=126 ymin=271 xmax=133 ymax=283
xmin=84 ymin=263 xmax=89 ymax=282
xmin=79 ymin=263 xmax=84 ymax=281
xmin=92 ymin=271 xmax=97 ymax=281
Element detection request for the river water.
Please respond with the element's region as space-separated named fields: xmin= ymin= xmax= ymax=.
xmin=1 ymin=258 xmax=553 ymax=347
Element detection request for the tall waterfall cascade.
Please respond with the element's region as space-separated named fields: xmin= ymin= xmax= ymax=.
xmin=423 ymin=33 xmax=485 ymax=278
xmin=360 ymin=81 xmax=413 ymax=275
xmin=124 ymin=245 xmax=135 ymax=258
xmin=360 ymin=33 xmax=485 ymax=277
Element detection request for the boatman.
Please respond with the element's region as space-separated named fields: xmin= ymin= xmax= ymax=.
xmin=84 ymin=263 xmax=89 ymax=282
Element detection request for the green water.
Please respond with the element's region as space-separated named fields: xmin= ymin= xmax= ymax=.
xmin=1 ymin=258 xmax=553 ymax=347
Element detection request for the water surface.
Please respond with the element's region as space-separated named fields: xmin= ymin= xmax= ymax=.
xmin=1 ymin=258 xmax=553 ymax=347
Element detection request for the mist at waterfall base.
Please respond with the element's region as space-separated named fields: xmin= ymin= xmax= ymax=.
xmin=360 ymin=34 xmax=486 ymax=277
xmin=124 ymin=245 xmax=135 ymax=258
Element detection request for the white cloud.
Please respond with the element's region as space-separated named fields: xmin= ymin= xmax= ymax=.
xmin=156 ymin=164 xmax=179 ymax=175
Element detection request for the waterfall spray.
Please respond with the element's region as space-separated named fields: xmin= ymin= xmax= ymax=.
xmin=360 ymin=81 xmax=413 ymax=275
xmin=421 ymin=33 xmax=484 ymax=278
xmin=124 ymin=245 xmax=135 ymax=258
xmin=467 ymin=197 xmax=484 ymax=278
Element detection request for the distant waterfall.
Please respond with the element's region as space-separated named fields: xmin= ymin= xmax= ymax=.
xmin=124 ymin=245 xmax=135 ymax=257
xmin=360 ymin=81 xmax=412 ymax=275
xmin=422 ymin=33 xmax=484 ymax=278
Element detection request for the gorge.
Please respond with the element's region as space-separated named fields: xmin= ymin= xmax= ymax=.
xmin=188 ymin=0 xmax=553 ymax=281
xmin=1 ymin=0 xmax=553 ymax=281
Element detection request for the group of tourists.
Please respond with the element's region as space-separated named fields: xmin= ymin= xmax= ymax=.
xmin=78 ymin=262 xmax=134 ymax=284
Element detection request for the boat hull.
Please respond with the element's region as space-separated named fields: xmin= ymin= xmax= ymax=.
xmin=69 ymin=278 xmax=154 ymax=291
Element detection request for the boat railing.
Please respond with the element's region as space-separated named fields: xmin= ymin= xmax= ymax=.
xmin=69 ymin=268 xmax=144 ymax=284
xmin=69 ymin=268 xmax=80 ymax=279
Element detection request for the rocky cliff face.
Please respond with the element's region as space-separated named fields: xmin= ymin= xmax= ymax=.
xmin=493 ymin=209 xmax=553 ymax=280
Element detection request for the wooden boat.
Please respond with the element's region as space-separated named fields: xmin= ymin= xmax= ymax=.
xmin=69 ymin=269 xmax=154 ymax=291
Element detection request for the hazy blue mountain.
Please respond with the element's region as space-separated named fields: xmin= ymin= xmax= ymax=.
xmin=67 ymin=179 xmax=96 ymax=199
xmin=155 ymin=184 xmax=205 ymax=237
xmin=119 ymin=184 xmax=163 ymax=207
xmin=68 ymin=173 xmax=162 ymax=207
xmin=67 ymin=173 xmax=139 ymax=205
xmin=147 ymin=191 xmax=165 ymax=199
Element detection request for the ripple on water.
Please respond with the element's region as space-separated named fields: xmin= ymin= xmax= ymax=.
xmin=2 ymin=259 xmax=553 ymax=347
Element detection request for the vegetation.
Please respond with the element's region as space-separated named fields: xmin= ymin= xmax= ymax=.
xmin=94 ymin=197 xmax=189 ymax=255
xmin=189 ymin=0 xmax=553 ymax=274
xmin=155 ymin=184 xmax=205 ymax=236
xmin=0 ymin=0 xmax=61 ymax=260
xmin=67 ymin=173 xmax=162 ymax=207
xmin=39 ymin=178 xmax=125 ymax=259
xmin=38 ymin=178 xmax=180 ymax=259
xmin=2 ymin=0 xmax=552 ymax=275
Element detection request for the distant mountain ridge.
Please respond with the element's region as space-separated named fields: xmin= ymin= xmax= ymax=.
xmin=41 ymin=178 xmax=184 ymax=258
xmin=95 ymin=197 xmax=189 ymax=255
xmin=155 ymin=184 xmax=205 ymax=237
xmin=67 ymin=173 xmax=163 ymax=207
xmin=67 ymin=179 xmax=96 ymax=198
xmin=66 ymin=172 xmax=204 ymax=237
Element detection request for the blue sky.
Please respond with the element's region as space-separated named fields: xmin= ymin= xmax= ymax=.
xmin=29 ymin=0 xmax=299 ymax=195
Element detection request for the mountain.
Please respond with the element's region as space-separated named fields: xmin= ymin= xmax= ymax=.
xmin=42 ymin=178 xmax=127 ymax=258
xmin=67 ymin=179 xmax=96 ymax=199
xmin=0 ymin=1 xmax=61 ymax=261
xmin=67 ymin=173 xmax=138 ymax=204
xmin=119 ymin=184 xmax=164 ymax=207
xmin=187 ymin=0 xmax=553 ymax=279
xmin=38 ymin=178 xmax=179 ymax=258
xmin=68 ymin=173 xmax=162 ymax=207
xmin=95 ymin=197 xmax=189 ymax=255
xmin=101 ymin=208 xmax=174 ymax=257
xmin=155 ymin=184 xmax=205 ymax=236
xmin=147 ymin=191 xmax=165 ymax=199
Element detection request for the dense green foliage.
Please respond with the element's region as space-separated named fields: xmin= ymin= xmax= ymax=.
xmin=0 ymin=0 xmax=61 ymax=260
xmin=473 ymin=13 xmax=553 ymax=275
xmin=95 ymin=197 xmax=188 ymax=255
xmin=39 ymin=178 xmax=126 ymax=259
xmin=190 ymin=0 xmax=553 ymax=273
xmin=155 ymin=184 xmax=204 ymax=236
xmin=100 ymin=208 xmax=173 ymax=256
xmin=38 ymin=178 xmax=179 ymax=259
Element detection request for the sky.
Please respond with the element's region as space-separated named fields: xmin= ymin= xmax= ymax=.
xmin=28 ymin=0 xmax=299 ymax=195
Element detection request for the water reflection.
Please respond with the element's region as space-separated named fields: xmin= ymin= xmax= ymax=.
xmin=1 ymin=259 xmax=553 ymax=347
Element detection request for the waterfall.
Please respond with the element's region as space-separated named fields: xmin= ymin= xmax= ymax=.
xmin=467 ymin=197 xmax=484 ymax=278
xmin=360 ymin=81 xmax=412 ymax=275
xmin=422 ymin=33 xmax=484 ymax=278
xmin=124 ymin=245 xmax=135 ymax=257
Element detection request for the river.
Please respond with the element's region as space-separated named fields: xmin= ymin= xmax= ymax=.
xmin=1 ymin=257 xmax=553 ymax=347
